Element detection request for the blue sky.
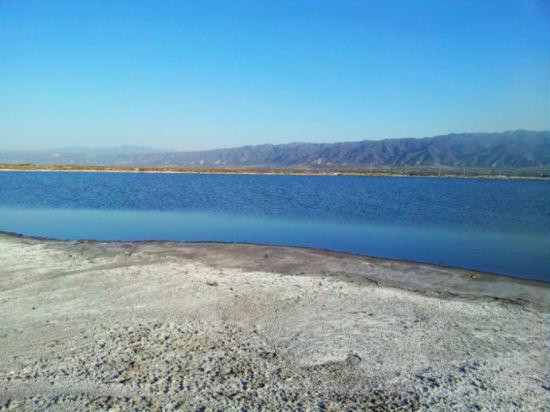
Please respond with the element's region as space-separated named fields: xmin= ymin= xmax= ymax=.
xmin=0 ymin=0 xmax=548 ymax=150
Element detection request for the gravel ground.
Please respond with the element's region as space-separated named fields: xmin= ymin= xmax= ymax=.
xmin=0 ymin=233 xmax=548 ymax=411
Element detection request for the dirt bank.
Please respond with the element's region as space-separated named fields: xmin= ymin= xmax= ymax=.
xmin=0 ymin=233 xmax=548 ymax=410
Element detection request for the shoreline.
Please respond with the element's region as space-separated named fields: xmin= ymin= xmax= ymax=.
xmin=0 ymin=232 xmax=548 ymax=409
xmin=1 ymin=230 xmax=547 ymax=294
xmin=1 ymin=165 xmax=547 ymax=180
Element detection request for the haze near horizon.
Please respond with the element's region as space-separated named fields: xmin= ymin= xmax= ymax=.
xmin=1 ymin=0 xmax=549 ymax=151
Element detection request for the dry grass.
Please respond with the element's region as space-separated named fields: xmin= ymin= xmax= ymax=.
xmin=1 ymin=163 xmax=547 ymax=179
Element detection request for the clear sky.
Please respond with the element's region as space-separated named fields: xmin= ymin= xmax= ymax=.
xmin=0 ymin=0 xmax=548 ymax=151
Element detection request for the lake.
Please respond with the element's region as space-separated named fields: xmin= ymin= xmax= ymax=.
xmin=0 ymin=171 xmax=548 ymax=281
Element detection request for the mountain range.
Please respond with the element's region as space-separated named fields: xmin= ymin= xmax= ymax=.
xmin=1 ymin=130 xmax=548 ymax=170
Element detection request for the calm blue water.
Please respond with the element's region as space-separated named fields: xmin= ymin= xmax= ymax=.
xmin=0 ymin=171 xmax=548 ymax=281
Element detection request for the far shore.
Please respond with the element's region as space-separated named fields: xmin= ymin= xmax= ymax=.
xmin=0 ymin=163 xmax=548 ymax=180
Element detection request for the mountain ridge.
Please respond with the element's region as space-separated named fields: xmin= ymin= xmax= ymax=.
xmin=1 ymin=130 xmax=548 ymax=169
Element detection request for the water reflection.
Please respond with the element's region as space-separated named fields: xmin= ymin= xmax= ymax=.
xmin=0 ymin=207 xmax=547 ymax=281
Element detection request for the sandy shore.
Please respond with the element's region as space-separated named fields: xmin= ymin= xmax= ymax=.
xmin=0 ymin=233 xmax=548 ymax=410
xmin=1 ymin=167 xmax=547 ymax=180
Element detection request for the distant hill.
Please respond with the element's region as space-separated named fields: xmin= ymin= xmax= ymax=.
xmin=1 ymin=130 xmax=548 ymax=169
xmin=0 ymin=146 xmax=165 ymax=166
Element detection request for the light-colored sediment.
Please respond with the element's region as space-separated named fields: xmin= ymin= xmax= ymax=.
xmin=0 ymin=233 xmax=548 ymax=410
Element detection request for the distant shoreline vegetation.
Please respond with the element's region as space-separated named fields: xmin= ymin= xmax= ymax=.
xmin=0 ymin=164 xmax=547 ymax=179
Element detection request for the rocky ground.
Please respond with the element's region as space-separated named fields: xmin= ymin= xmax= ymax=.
xmin=0 ymin=233 xmax=548 ymax=411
